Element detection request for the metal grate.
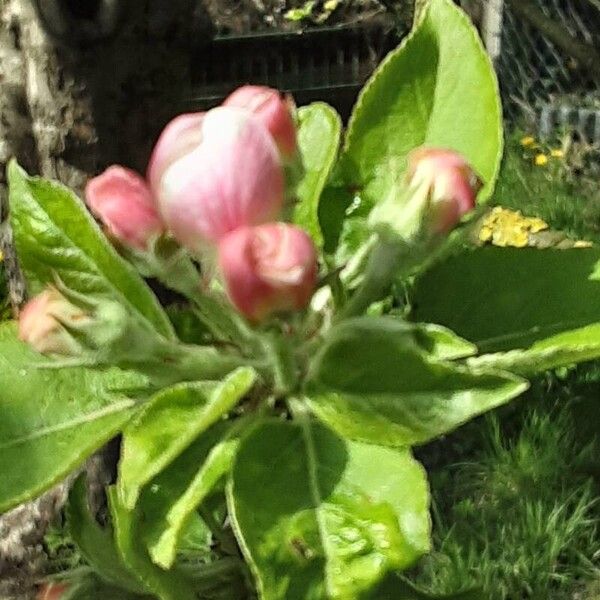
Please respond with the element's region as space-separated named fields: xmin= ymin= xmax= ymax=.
xmin=184 ymin=22 xmax=401 ymax=118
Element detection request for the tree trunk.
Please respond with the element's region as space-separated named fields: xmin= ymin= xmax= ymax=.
xmin=583 ymin=0 xmax=600 ymax=15
xmin=0 ymin=2 xmax=207 ymax=596
xmin=0 ymin=1 xmax=36 ymax=314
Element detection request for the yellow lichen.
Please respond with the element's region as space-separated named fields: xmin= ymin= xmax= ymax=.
xmin=478 ymin=207 xmax=549 ymax=247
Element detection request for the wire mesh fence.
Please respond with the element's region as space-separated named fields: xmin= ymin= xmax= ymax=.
xmin=489 ymin=0 xmax=600 ymax=141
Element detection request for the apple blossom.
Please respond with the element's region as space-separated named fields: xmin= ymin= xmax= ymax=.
xmin=148 ymin=107 xmax=284 ymax=252
xmin=223 ymin=85 xmax=297 ymax=159
xmin=85 ymin=165 xmax=163 ymax=250
xmin=407 ymin=147 xmax=482 ymax=233
xmin=18 ymin=288 xmax=89 ymax=356
xmin=218 ymin=223 xmax=317 ymax=321
xmin=37 ymin=583 xmax=68 ymax=600
xmin=146 ymin=112 xmax=205 ymax=193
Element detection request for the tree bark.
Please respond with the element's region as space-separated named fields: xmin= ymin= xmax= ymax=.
xmin=0 ymin=1 xmax=36 ymax=313
xmin=582 ymin=0 xmax=600 ymax=15
xmin=0 ymin=2 xmax=207 ymax=596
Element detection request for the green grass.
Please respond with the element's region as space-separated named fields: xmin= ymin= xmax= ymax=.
xmin=493 ymin=132 xmax=600 ymax=244
xmin=413 ymin=398 xmax=600 ymax=599
xmin=409 ymin=132 xmax=600 ymax=599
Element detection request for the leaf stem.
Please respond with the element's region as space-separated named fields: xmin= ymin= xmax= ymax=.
xmin=198 ymin=506 xmax=240 ymax=557
xmin=136 ymin=244 xmax=263 ymax=357
xmin=126 ymin=338 xmax=264 ymax=388
xmin=181 ymin=555 xmax=245 ymax=582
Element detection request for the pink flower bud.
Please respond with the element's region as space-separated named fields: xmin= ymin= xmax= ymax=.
xmin=147 ymin=112 xmax=205 ymax=194
xmin=218 ymin=224 xmax=317 ymax=322
xmin=149 ymin=107 xmax=284 ymax=252
xmin=407 ymin=148 xmax=482 ymax=233
xmin=38 ymin=583 xmax=68 ymax=600
xmin=85 ymin=166 xmax=164 ymax=250
xmin=223 ymin=85 xmax=297 ymax=159
xmin=19 ymin=288 xmax=90 ymax=355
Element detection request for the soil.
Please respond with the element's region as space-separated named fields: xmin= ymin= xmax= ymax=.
xmin=200 ymin=0 xmax=411 ymax=34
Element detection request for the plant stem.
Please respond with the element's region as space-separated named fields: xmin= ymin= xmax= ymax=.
xmin=190 ymin=293 xmax=261 ymax=356
xmin=335 ymin=234 xmax=409 ymax=321
xmin=197 ymin=506 xmax=239 ymax=557
xmin=182 ymin=556 xmax=244 ymax=581
xmin=167 ymin=263 xmax=258 ymax=353
xmin=263 ymin=330 xmax=298 ymax=395
xmin=144 ymin=246 xmax=263 ymax=356
xmin=131 ymin=338 xmax=262 ymax=387
xmin=288 ymin=396 xmax=310 ymax=421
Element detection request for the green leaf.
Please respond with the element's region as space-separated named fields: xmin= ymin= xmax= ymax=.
xmin=7 ymin=160 xmax=174 ymax=339
xmin=410 ymin=246 xmax=600 ymax=353
xmin=108 ymin=488 xmax=197 ymax=600
xmin=306 ymin=317 xmax=527 ymax=447
xmin=284 ymin=0 xmax=316 ymax=21
xmin=293 ymin=103 xmax=342 ymax=246
xmin=139 ymin=421 xmax=239 ymax=569
xmin=343 ymin=0 xmax=502 ymax=207
xmin=467 ymin=323 xmax=600 ymax=376
xmin=229 ymin=419 xmax=431 ymax=600
xmin=412 ymin=323 xmax=477 ymax=361
xmin=0 ymin=323 xmax=139 ymax=512
xmin=318 ymin=181 xmax=357 ymax=254
xmin=67 ymin=476 xmax=144 ymax=593
xmin=119 ymin=367 xmax=256 ymax=509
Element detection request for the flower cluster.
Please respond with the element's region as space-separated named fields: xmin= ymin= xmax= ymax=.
xmin=90 ymin=85 xmax=316 ymax=324
xmin=18 ymin=84 xmax=482 ymax=352
xmin=20 ymin=86 xmax=318 ymax=349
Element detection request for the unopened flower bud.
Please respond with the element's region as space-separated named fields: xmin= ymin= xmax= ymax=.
xmin=223 ymin=85 xmax=297 ymax=159
xmin=148 ymin=107 xmax=284 ymax=252
xmin=407 ymin=147 xmax=482 ymax=234
xmin=85 ymin=166 xmax=164 ymax=250
xmin=146 ymin=112 xmax=205 ymax=193
xmin=19 ymin=288 xmax=89 ymax=356
xmin=218 ymin=224 xmax=317 ymax=322
xmin=38 ymin=583 xmax=68 ymax=600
